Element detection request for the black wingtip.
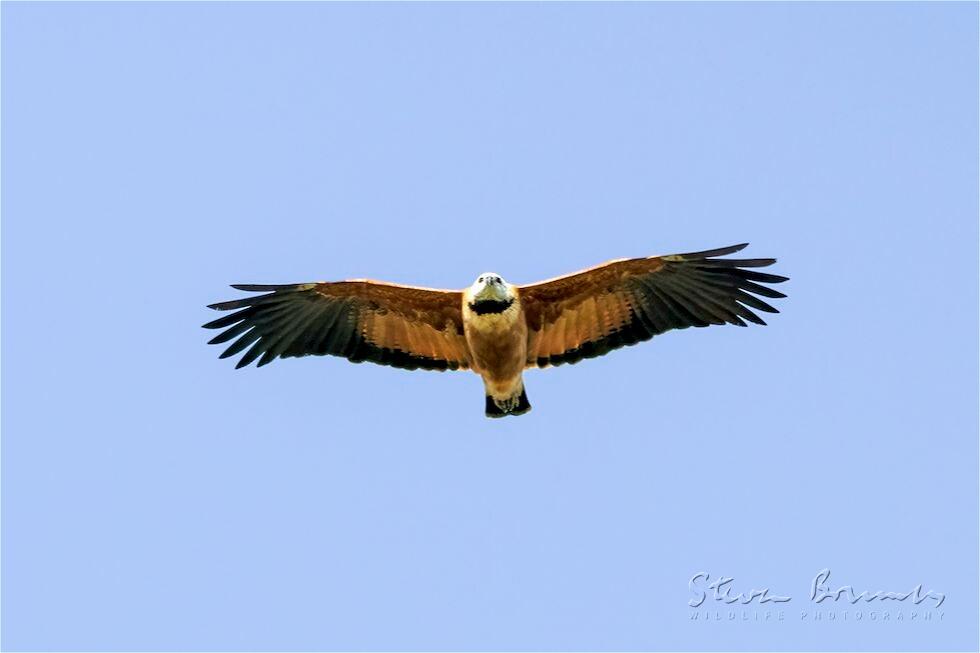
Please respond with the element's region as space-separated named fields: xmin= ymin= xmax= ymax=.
xmin=682 ymin=243 xmax=749 ymax=259
xmin=207 ymin=299 xmax=244 ymax=311
xmin=718 ymin=242 xmax=749 ymax=253
xmin=230 ymin=283 xmax=288 ymax=291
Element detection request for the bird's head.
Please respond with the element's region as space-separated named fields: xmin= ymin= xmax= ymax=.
xmin=467 ymin=272 xmax=515 ymax=304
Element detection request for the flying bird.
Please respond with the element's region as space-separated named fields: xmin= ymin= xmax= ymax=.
xmin=203 ymin=244 xmax=787 ymax=418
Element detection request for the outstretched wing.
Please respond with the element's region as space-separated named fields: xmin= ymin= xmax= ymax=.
xmin=203 ymin=281 xmax=470 ymax=371
xmin=519 ymin=243 xmax=788 ymax=368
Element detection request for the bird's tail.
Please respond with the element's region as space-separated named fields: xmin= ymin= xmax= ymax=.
xmin=485 ymin=387 xmax=532 ymax=418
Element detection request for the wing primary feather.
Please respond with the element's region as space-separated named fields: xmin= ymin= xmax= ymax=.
xmin=207 ymin=292 xmax=296 ymax=311
xmin=730 ymin=302 xmax=767 ymax=325
xmin=734 ymin=290 xmax=779 ymax=314
xmin=220 ymin=328 xmax=262 ymax=359
xmin=202 ymin=306 xmax=257 ymax=330
xmin=739 ymin=280 xmax=787 ymax=299
xmin=700 ymin=257 xmax=777 ymax=268
xmin=724 ymin=268 xmax=789 ymax=284
xmin=230 ymin=283 xmax=307 ymax=292
xmin=204 ymin=297 xmax=296 ymax=331
xmin=236 ymin=337 xmax=270 ymax=369
xmin=208 ymin=321 xmax=253 ymax=345
xmin=677 ymin=243 xmax=749 ymax=259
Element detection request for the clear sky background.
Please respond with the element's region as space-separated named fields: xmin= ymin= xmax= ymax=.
xmin=2 ymin=3 xmax=977 ymax=652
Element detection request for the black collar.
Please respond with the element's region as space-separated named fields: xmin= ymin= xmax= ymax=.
xmin=469 ymin=298 xmax=514 ymax=315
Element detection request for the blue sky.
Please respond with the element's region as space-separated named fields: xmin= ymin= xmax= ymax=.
xmin=2 ymin=3 xmax=977 ymax=651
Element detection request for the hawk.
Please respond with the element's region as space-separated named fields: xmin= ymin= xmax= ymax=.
xmin=203 ymin=244 xmax=787 ymax=418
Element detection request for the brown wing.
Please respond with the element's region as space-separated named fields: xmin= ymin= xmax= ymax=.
xmin=203 ymin=280 xmax=470 ymax=371
xmin=520 ymin=243 xmax=788 ymax=368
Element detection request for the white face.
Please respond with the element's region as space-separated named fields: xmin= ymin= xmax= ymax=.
xmin=470 ymin=272 xmax=511 ymax=302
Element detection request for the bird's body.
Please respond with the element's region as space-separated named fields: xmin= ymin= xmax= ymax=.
xmin=204 ymin=244 xmax=788 ymax=418
xmin=462 ymin=276 xmax=529 ymax=415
